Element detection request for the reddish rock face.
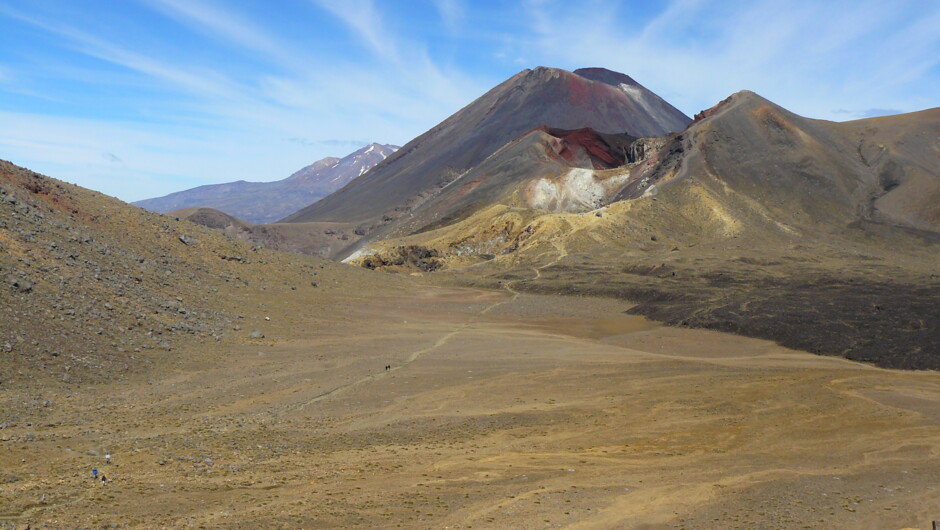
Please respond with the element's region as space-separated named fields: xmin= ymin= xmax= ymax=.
xmin=563 ymin=72 xmax=608 ymax=107
xmin=535 ymin=126 xmax=634 ymax=169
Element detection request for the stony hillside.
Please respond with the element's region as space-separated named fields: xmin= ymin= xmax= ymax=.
xmin=611 ymin=91 xmax=940 ymax=233
xmin=134 ymin=143 xmax=398 ymax=224
xmin=0 ymin=160 xmax=386 ymax=389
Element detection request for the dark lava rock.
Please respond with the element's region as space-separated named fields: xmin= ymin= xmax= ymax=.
xmin=7 ymin=275 xmax=32 ymax=293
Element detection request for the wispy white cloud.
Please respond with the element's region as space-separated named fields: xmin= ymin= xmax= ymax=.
xmin=308 ymin=0 xmax=486 ymax=110
xmin=432 ymin=0 xmax=464 ymax=33
xmin=141 ymin=0 xmax=303 ymax=69
xmin=7 ymin=1 xmax=483 ymax=133
xmin=0 ymin=108 xmax=337 ymax=200
xmin=0 ymin=6 xmax=245 ymax=101
xmin=0 ymin=1 xmax=488 ymax=200
xmin=312 ymin=0 xmax=396 ymax=61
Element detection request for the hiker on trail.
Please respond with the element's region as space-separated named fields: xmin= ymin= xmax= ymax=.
xmin=92 ymin=468 xmax=98 ymax=479
xmin=101 ymin=474 xmax=107 ymax=485
xmin=105 ymin=453 xmax=111 ymax=465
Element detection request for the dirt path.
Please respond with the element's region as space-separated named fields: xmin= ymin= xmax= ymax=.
xmin=290 ymin=248 xmax=567 ymax=411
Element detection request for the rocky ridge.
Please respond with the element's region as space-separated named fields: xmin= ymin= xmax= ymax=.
xmin=134 ymin=143 xmax=399 ymax=224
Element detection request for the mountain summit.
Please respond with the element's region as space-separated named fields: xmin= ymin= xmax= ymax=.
xmin=134 ymin=143 xmax=399 ymax=224
xmin=280 ymin=67 xmax=691 ymax=255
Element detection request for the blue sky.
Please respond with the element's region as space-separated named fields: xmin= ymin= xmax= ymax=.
xmin=1 ymin=0 xmax=938 ymax=202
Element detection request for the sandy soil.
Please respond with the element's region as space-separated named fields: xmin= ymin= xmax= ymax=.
xmin=2 ymin=282 xmax=940 ymax=529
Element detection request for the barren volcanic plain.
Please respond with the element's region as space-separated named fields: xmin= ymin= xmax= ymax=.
xmin=0 ymin=159 xmax=938 ymax=528
xmin=4 ymin=271 xmax=940 ymax=528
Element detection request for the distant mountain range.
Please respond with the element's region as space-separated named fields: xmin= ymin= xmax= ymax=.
xmin=133 ymin=143 xmax=399 ymax=224
xmin=279 ymin=66 xmax=691 ymax=257
xmin=160 ymin=66 xmax=939 ymax=269
xmin=314 ymin=69 xmax=938 ymax=369
xmin=342 ymin=86 xmax=940 ymax=270
xmin=4 ymin=64 xmax=940 ymax=370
